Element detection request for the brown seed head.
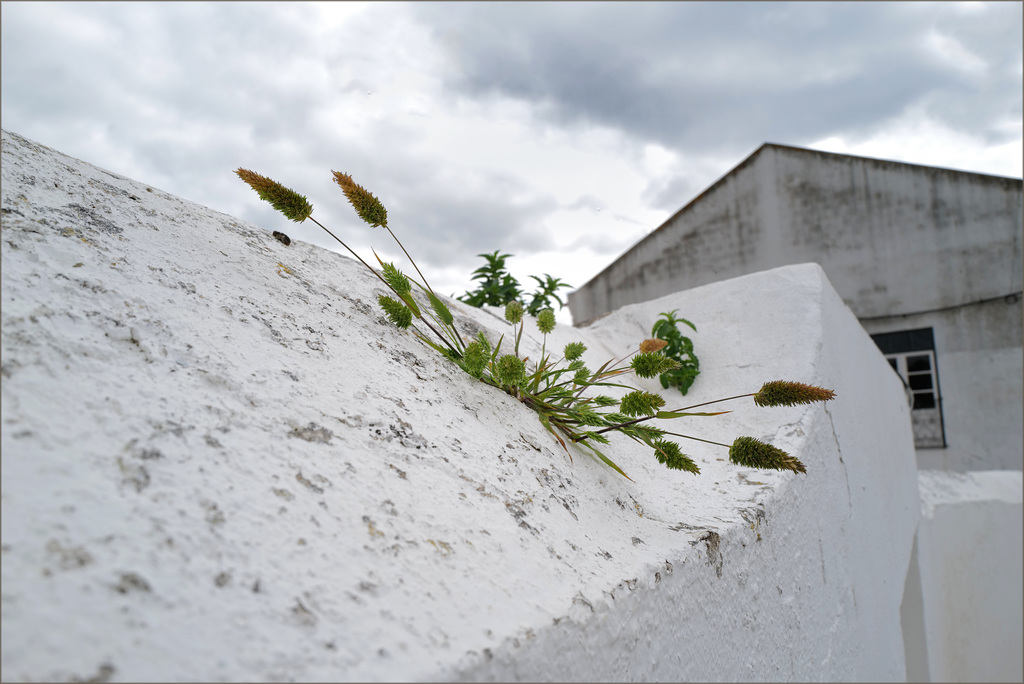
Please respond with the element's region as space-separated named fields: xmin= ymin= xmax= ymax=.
xmin=639 ymin=338 xmax=669 ymax=353
xmin=332 ymin=171 xmax=388 ymax=228
xmin=235 ymin=168 xmax=312 ymax=223
xmin=754 ymin=381 xmax=836 ymax=407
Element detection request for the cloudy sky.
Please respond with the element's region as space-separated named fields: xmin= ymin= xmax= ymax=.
xmin=3 ymin=1 xmax=1021 ymax=321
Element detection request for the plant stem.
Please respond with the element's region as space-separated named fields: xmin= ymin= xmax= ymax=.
xmin=574 ymin=392 xmax=757 ymax=441
xmin=385 ymin=225 xmax=467 ymax=349
xmin=668 ymin=393 xmax=755 ymax=413
xmin=657 ymin=431 xmax=731 ymax=448
xmin=309 ymin=216 xmax=460 ymax=357
xmin=384 ymin=225 xmax=434 ymax=296
xmin=310 ymin=216 xmax=391 ymax=290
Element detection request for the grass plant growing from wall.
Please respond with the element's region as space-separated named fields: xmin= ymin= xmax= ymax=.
xmin=236 ymin=167 xmax=836 ymax=480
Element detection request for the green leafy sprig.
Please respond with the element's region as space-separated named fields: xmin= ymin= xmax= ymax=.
xmin=652 ymin=309 xmax=700 ymax=395
xmin=458 ymin=252 xmax=571 ymax=315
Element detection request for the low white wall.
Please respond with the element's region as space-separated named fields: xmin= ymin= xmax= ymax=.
xmin=1 ymin=130 xmax=920 ymax=681
xmin=902 ymin=470 xmax=1024 ymax=683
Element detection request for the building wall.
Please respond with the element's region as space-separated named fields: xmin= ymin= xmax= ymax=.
xmin=767 ymin=145 xmax=1022 ymax=318
xmin=861 ymin=297 xmax=1023 ymax=471
xmin=569 ymin=144 xmax=1023 ymax=326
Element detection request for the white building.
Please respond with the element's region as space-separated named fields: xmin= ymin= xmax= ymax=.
xmin=569 ymin=143 xmax=1023 ymax=473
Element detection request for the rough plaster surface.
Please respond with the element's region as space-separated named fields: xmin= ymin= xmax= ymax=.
xmin=912 ymin=470 xmax=1023 ymax=682
xmin=1 ymin=130 xmax=919 ymax=681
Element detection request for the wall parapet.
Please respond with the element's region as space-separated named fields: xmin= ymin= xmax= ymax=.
xmin=1 ymin=130 xmax=919 ymax=681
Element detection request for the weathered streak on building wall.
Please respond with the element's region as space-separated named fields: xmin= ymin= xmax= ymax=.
xmin=570 ymin=143 xmax=1022 ymax=326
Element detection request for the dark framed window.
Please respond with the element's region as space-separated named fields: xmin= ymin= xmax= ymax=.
xmin=871 ymin=328 xmax=947 ymax=449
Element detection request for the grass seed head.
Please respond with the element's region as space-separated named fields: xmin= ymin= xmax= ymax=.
xmin=754 ymin=381 xmax=836 ymax=407
xmin=378 ymin=295 xmax=412 ymax=329
xmin=504 ymin=300 xmax=524 ymax=324
xmin=536 ymin=308 xmax=556 ymax=334
xmin=639 ymin=338 xmax=669 ymax=353
xmin=729 ymin=436 xmax=807 ymax=473
xmin=630 ymin=351 xmax=680 ymax=379
xmin=620 ymin=390 xmax=666 ymax=417
xmin=653 ymin=440 xmax=700 ymax=473
xmin=462 ymin=341 xmax=489 ymax=378
xmin=235 ymin=168 xmax=312 ymax=223
xmin=381 ymin=262 xmax=411 ymax=295
xmin=495 ymin=354 xmax=527 ymax=388
xmin=333 ymin=171 xmax=388 ymax=228
xmin=564 ymin=341 xmax=587 ymax=361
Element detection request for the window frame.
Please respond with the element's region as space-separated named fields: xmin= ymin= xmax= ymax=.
xmin=871 ymin=328 xmax=947 ymax=449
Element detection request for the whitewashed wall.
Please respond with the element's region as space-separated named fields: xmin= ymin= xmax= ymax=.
xmin=901 ymin=470 xmax=1023 ymax=683
xmin=2 ymin=130 xmax=920 ymax=681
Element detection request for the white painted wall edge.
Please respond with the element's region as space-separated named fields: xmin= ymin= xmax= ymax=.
xmin=1 ymin=130 xmax=919 ymax=681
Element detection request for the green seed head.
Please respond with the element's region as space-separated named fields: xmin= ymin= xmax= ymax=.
xmin=504 ymin=301 xmax=524 ymax=324
xmin=564 ymin=342 xmax=587 ymax=361
xmin=573 ymin=363 xmax=591 ymax=385
xmin=377 ymin=295 xmax=412 ymax=329
xmin=332 ymin=171 xmax=388 ymax=228
xmin=381 ymin=262 xmax=411 ymax=295
xmin=536 ymin=309 xmax=556 ymax=334
xmin=462 ymin=341 xmax=489 ymax=378
xmin=495 ymin=354 xmax=527 ymax=388
xmin=652 ymin=440 xmax=700 ymax=473
xmin=754 ymin=381 xmax=836 ymax=407
xmin=630 ymin=352 xmax=680 ymax=379
xmin=729 ymin=436 xmax=807 ymax=474
xmin=619 ymin=390 xmax=666 ymax=417
xmin=235 ymin=168 xmax=313 ymax=223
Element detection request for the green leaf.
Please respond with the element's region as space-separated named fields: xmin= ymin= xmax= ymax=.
xmin=536 ymin=410 xmax=569 ymax=456
xmin=398 ymin=291 xmax=422 ymax=319
xmin=576 ymin=439 xmax=632 ymax=481
xmin=655 ymin=410 xmax=731 ymax=419
xmin=427 ymin=291 xmax=454 ymax=327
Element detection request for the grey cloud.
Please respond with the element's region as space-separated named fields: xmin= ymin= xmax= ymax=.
xmin=1 ymin=2 xmax=331 ymax=208
xmin=375 ymin=164 xmax=562 ymax=267
xmin=3 ymin=1 xmax=1018 ymax=298
xmin=1 ymin=1 xmax=562 ymax=278
xmin=411 ymin=1 xmax=1022 ymax=155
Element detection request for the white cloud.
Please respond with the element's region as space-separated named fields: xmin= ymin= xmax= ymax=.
xmin=1 ymin=0 xmax=1019 ymax=329
xmin=924 ymin=30 xmax=989 ymax=75
xmin=807 ymin=104 xmax=1023 ymax=178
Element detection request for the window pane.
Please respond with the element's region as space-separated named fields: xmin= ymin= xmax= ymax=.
xmin=888 ymin=358 xmax=898 ymax=372
xmin=913 ymin=393 xmax=936 ymax=409
xmin=909 ymin=374 xmax=933 ymax=391
xmin=907 ymin=355 xmax=931 ymax=373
